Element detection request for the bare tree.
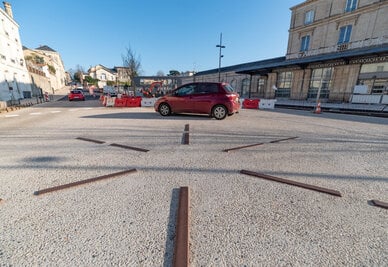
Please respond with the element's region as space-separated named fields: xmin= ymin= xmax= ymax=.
xmin=122 ymin=44 xmax=141 ymax=95
xmin=74 ymin=65 xmax=85 ymax=85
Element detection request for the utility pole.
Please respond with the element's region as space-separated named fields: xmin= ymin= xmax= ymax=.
xmin=216 ymin=33 xmax=225 ymax=82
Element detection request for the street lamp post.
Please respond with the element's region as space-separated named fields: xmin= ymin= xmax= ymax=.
xmin=216 ymin=33 xmax=225 ymax=82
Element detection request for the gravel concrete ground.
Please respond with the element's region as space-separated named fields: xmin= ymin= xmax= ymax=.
xmin=0 ymin=100 xmax=387 ymax=266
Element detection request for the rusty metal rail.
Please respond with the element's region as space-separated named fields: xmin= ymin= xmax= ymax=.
xmin=371 ymin=199 xmax=388 ymax=209
xmin=33 ymin=169 xmax=137 ymax=195
xmin=173 ymin=186 xmax=190 ymax=267
xmin=182 ymin=124 xmax=190 ymax=145
xmin=76 ymin=137 xmax=105 ymax=144
xmin=224 ymin=136 xmax=298 ymax=152
xmin=240 ymin=169 xmax=341 ymax=197
xmin=109 ymin=143 xmax=149 ymax=152
xmin=223 ymin=142 xmax=264 ymax=152
xmin=269 ymin=136 xmax=298 ymax=143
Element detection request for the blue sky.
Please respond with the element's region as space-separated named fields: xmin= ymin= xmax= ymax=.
xmin=10 ymin=0 xmax=302 ymax=75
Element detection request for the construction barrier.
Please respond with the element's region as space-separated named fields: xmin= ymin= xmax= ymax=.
xmin=100 ymin=95 xmax=152 ymax=108
xmin=114 ymin=98 xmax=127 ymax=107
xmin=124 ymin=96 xmax=142 ymax=107
xmin=44 ymin=92 xmax=49 ymax=102
xmin=258 ymin=99 xmax=277 ymax=109
xmin=242 ymin=98 xmax=260 ymax=109
xmin=141 ymin=97 xmax=158 ymax=107
xmin=106 ymin=97 xmax=115 ymax=107
xmin=102 ymin=96 xmax=108 ymax=106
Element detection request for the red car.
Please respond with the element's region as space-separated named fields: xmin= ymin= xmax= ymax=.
xmin=154 ymin=82 xmax=240 ymax=120
xmin=68 ymin=89 xmax=85 ymax=101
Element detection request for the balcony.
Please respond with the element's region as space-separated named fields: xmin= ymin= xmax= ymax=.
xmin=287 ymin=36 xmax=388 ymax=60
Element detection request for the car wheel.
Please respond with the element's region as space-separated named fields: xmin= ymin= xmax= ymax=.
xmin=212 ymin=105 xmax=227 ymax=120
xmin=158 ymin=103 xmax=171 ymax=116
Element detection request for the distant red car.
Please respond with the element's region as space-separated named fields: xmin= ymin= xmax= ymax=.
xmin=154 ymin=82 xmax=240 ymax=120
xmin=68 ymin=90 xmax=85 ymax=101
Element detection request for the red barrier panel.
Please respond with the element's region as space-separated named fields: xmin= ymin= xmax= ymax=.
xmin=125 ymin=97 xmax=142 ymax=107
xmin=114 ymin=98 xmax=127 ymax=107
xmin=242 ymin=98 xmax=260 ymax=109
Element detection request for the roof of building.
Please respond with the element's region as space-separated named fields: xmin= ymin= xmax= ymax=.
xmin=236 ymin=44 xmax=388 ymax=75
xmin=35 ymin=45 xmax=57 ymax=52
xmin=195 ymin=44 xmax=388 ymax=77
xmin=195 ymin=56 xmax=286 ymax=76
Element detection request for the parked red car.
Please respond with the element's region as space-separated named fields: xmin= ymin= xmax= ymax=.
xmin=154 ymin=82 xmax=240 ymax=120
xmin=68 ymin=89 xmax=85 ymax=101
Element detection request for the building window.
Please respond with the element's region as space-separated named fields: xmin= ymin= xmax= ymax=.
xmin=100 ymin=73 xmax=106 ymax=80
xmin=257 ymin=78 xmax=266 ymax=97
xmin=359 ymin=63 xmax=388 ymax=94
xmin=345 ymin=0 xmax=358 ymax=12
xmin=276 ymin=72 xmax=292 ymax=98
xmin=308 ymin=67 xmax=333 ymax=99
xmin=338 ymin=25 xmax=352 ymax=44
xmin=241 ymin=78 xmax=250 ymax=98
xmin=300 ymin=35 xmax=310 ymax=52
xmin=360 ymin=62 xmax=388 ymax=73
xmin=304 ymin=10 xmax=314 ymax=25
xmin=230 ymin=79 xmax=237 ymax=91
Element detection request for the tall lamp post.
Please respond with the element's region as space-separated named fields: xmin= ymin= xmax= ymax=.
xmin=216 ymin=33 xmax=225 ymax=82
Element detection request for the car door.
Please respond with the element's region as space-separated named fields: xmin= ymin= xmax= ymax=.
xmin=192 ymin=83 xmax=220 ymax=114
xmin=169 ymin=84 xmax=196 ymax=113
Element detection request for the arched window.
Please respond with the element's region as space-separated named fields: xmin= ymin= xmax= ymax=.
xmin=230 ymin=79 xmax=237 ymax=90
xmin=308 ymin=67 xmax=332 ymax=99
xmin=257 ymin=78 xmax=266 ymax=97
xmin=241 ymin=78 xmax=250 ymax=98
xmin=276 ymin=72 xmax=292 ymax=98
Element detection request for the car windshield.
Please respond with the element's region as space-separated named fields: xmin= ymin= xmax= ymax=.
xmin=222 ymin=83 xmax=236 ymax=93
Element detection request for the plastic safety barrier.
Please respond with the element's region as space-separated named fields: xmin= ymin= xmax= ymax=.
xmin=141 ymin=97 xmax=158 ymax=107
xmin=124 ymin=96 xmax=142 ymax=107
xmin=242 ymin=98 xmax=260 ymax=109
xmin=114 ymin=98 xmax=127 ymax=107
xmin=258 ymin=99 xmax=277 ymax=109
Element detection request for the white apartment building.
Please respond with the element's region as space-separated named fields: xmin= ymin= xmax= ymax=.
xmin=88 ymin=64 xmax=118 ymax=88
xmin=0 ymin=2 xmax=32 ymax=103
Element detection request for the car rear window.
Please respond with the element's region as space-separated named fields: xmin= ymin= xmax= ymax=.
xmin=195 ymin=83 xmax=219 ymax=94
xmin=222 ymin=84 xmax=236 ymax=93
xmin=72 ymin=90 xmax=82 ymax=94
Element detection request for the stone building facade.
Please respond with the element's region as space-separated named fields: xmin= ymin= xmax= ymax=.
xmin=23 ymin=45 xmax=67 ymax=96
xmin=190 ymin=0 xmax=388 ymax=104
xmin=0 ymin=2 xmax=32 ymax=103
xmin=28 ymin=45 xmax=67 ymax=91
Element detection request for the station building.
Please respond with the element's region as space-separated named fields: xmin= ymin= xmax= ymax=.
xmin=187 ymin=0 xmax=388 ymax=105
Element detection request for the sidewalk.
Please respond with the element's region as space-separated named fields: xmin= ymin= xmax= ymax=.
xmin=275 ymin=99 xmax=388 ymax=117
xmin=21 ymin=86 xmax=70 ymax=105
xmin=0 ymin=86 xmax=71 ymax=113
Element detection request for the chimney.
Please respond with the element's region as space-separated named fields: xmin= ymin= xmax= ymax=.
xmin=3 ymin=2 xmax=13 ymax=19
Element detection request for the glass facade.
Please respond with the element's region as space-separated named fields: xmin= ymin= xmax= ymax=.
xmin=359 ymin=63 xmax=388 ymax=94
xmin=276 ymin=71 xmax=292 ymax=98
xmin=307 ymin=67 xmax=333 ymax=99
